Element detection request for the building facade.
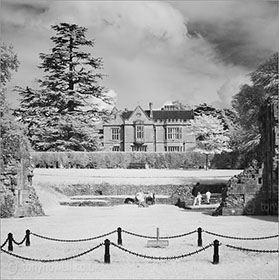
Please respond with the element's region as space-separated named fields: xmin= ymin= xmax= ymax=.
xmin=103 ymin=103 xmax=196 ymax=152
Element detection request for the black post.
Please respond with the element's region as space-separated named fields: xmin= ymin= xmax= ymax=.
xmin=117 ymin=227 xmax=122 ymax=245
xmin=8 ymin=233 xmax=13 ymax=251
xmin=104 ymin=239 xmax=110 ymax=263
xmin=25 ymin=229 xmax=30 ymax=247
xmin=197 ymin=227 xmax=202 ymax=247
xmin=213 ymin=239 xmax=219 ymax=264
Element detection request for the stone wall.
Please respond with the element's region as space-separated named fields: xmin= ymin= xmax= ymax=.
xmin=213 ymin=100 xmax=278 ymax=216
xmin=213 ymin=160 xmax=278 ymax=216
xmin=49 ymin=183 xmax=186 ymax=198
xmin=0 ymin=132 xmax=44 ymax=218
xmin=50 ymin=181 xmax=226 ymax=207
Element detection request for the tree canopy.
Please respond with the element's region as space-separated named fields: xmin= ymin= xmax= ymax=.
xmin=0 ymin=43 xmax=19 ymax=86
xmin=1 ymin=43 xmax=19 ymax=117
xmin=15 ymin=23 xmax=113 ymax=151
xmin=0 ymin=43 xmax=31 ymax=167
xmin=232 ymin=52 xmax=278 ymax=158
xmin=189 ymin=114 xmax=232 ymax=169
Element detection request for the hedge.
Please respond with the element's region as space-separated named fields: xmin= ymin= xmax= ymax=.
xmin=30 ymin=151 xmax=209 ymax=169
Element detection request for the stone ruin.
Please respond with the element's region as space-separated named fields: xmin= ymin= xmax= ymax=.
xmin=0 ymin=132 xmax=44 ymax=218
xmin=213 ymin=99 xmax=278 ymax=216
xmin=213 ymin=161 xmax=264 ymax=215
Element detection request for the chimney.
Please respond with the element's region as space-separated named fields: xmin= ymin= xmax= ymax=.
xmin=149 ymin=102 xmax=153 ymax=118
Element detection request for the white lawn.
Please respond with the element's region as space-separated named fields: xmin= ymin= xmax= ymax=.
xmin=1 ymin=168 xmax=278 ymax=279
xmin=1 ymin=205 xmax=278 ymax=279
xmin=33 ymin=168 xmax=243 ymax=185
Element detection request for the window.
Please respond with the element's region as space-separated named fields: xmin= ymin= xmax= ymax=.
xmin=112 ymin=146 xmax=120 ymax=151
xmin=167 ymin=146 xmax=180 ymax=152
xmin=136 ymin=125 xmax=144 ymax=140
xmin=167 ymin=127 xmax=182 ymax=139
xmin=111 ymin=127 xmax=120 ymax=140
xmin=164 ymin=105 xmax=175 ymax=110
xmin=132 ymin=145 xmax=147 ymax=152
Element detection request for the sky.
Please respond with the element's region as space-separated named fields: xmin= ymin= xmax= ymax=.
xmin=1 ymin=0 xmax=278 ymax=110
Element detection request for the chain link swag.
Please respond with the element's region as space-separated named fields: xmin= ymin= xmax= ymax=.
xmin=203 ymin=230 xmax=279 ymax=240
xmin=110 ymin=242 xmax=213 ymax=260
xmin=122 ymin=229 xmax=197 ymax=239
xmin=0 ymin=243 xmax=104 ymax=262
xmin=225 ymin=244 xmax=279 ymax=253
xmin=31 ymin=230 xmax=116 ymax=242
xmin=1 ymin=237 xmax=9 ymax=248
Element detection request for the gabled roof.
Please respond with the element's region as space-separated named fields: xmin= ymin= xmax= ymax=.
xmin=121 ymin=110 xmax=133 ymax=120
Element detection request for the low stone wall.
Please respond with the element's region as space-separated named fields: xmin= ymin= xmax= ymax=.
xmin=60 ymin=195 xmax=172 ymax=206
xmin=47 ymin=180 xmax=227 ymax=207
xmin=51 ymin=183 xmax=183 ymax=197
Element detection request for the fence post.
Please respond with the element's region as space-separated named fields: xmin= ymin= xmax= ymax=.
xmin=197 ymin=227 xmax=202 ymax=247
xmin=25 ymin=229 xmax=30 ymax=247
xmin=117 ymin=227 xmax=122 ymax=245
xmin=213 ymin=239 xmax=220 ymax=264
xmin=8 ymin=233 xmax=13 ymax=251
xmin=104 ymin=239 xmax=110 ymax=263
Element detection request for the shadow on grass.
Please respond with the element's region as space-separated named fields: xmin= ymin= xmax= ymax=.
xmin=177 ymin=206 xmax=278 ymax=223
xmin=201 ymin=209 xmax=278 ymax=223
xmin=244 ymin=215 xmax=278 ymax=223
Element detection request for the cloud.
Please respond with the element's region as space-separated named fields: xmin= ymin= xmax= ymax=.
xmin=87 ymin=89 xmax=117 ymax=111
xmin=213 ymin=75 xmax=252 ymax=108
xmin=171 ymin=0 xmax=278 ymax=68
xmin=1 ymin=1 xmax=277 ymax=110
xmin=44 ymin=1 xmax=187 ymax=46
xmin=1 ymin=0 xmax=48 ymax=31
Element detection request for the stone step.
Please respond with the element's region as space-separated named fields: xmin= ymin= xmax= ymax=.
xmin=59 ymin=195 xmax=172 ymax=206
xmin=184 ymin=203 xmax=220 ymax=210
xmin=60 ymin=199 xmax=110 ymax=207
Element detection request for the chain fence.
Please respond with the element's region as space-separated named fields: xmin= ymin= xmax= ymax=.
xmin=12 ymin=236 xmax=27 ymax=246
xmin=1 ymin=227 xmax=278 ymax=265
xmin=0 ymin=243 xmax=104 ymax=262
xmin=30 ymin=230 xmax=117 ymax=242
xmin=1 ymin=237 xmax=9 ymax=248
xmin=110 ymin=241 xmax=213 ymax=260
xmin=224 ymin=244 xmax=279 ymax=253
xmin=122 ymin=229 xmax=197 ymax=239
xmin=203 ymin=230 xmax=279 ymax=240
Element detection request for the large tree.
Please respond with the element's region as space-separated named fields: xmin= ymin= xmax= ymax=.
xmin=1 ymin=43 xmax=20 ymax=131
xmin=189 ymin=114 xmax=232 ymax=169
xmin=232 ymin=52 xmax=278 ymax=160
xmin=15 ymin=23 xmax=113 ymax=151
xmin=1 ymin=43 xmax=19 ymax=107
xmin=0 ymin=43 xmax=30 ymax=165
xmin=194 ymin=103 xmax=238 ymax=130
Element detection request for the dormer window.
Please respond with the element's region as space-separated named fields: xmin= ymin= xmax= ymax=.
xmin=164 ymin=105 xmax=176 ymax=111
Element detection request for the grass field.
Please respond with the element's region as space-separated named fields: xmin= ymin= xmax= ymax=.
xmin=1 ymin=168 xmax=278 ymax=279
xmin=33 ymin=168 xmax=243 ymax=185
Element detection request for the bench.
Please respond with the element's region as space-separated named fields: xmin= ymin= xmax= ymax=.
xmin=128 ymin=162 xmax=146 ymax=169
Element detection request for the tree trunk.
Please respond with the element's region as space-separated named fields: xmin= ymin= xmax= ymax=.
xmin=205 ymin=154 xmax=209 ymax=170
xmin=69 ymin=36 xmax=74 ymax=91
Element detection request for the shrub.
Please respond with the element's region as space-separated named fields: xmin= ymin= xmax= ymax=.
xmin=0 ymin=193 xmax=15 ymax=218
xmin=31 ymin=151 xmax=207 ymax=169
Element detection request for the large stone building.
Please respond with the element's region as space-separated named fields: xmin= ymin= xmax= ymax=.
xmin=103 ymin=103 xmax=196 ymax=152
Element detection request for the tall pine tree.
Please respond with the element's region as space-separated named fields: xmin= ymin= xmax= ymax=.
xmin=16 ymin=23 xmax=112 ymax=151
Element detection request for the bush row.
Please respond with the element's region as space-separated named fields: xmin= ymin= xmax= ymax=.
xmin=31 ymin=151 xmax=209 ymax=169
